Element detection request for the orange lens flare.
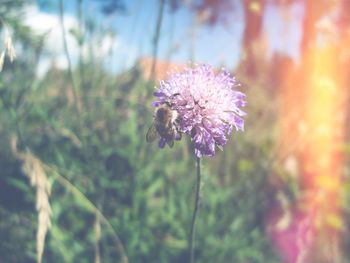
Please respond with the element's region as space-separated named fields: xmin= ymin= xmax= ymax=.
xmin=301 ymin=45 xmax=346 ymax=231
xmin=276 ymin=20 xmax=349 ymax=263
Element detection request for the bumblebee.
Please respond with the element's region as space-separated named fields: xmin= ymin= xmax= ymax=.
xmin=146 ymin=102 xmax=181 ymax=148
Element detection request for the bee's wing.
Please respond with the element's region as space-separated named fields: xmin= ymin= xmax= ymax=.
xmin=146 ymin=124 xmax=159 ymax=143
xmin=217 ymin=145 xmax=224 ymax=151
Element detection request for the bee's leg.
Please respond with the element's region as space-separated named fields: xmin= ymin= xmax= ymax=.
xmin=175 ymin=132 xmax=182 ymax=141
xmin=158 ymin=137 xmax=167 ymax=148
xmin=171 ymin=93 xmax=180 ymax=99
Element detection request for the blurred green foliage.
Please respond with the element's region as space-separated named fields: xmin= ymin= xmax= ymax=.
xmin=5 ymin=1 xmax=347 ymax=263
xmin=0 ymin=55 xmax=280 ymax=263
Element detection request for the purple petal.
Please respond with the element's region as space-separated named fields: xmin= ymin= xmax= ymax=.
xmin=153 ymin=91 xmax=166 ymax=97
xmin=202 ymin=118 xmax=227 ymax=145
xmin=192 ymin=126 xmax=215 ymax=157
xmin=152 ymin=101 xmax=162 ymax=107
xmin=233 ymin=115 xmax=244 ymax=131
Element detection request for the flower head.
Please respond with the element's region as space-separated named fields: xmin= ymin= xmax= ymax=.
xmin=152 ymin=64 xmax=246 ymax=157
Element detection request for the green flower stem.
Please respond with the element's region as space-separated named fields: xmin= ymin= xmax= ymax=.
xmin=189 ymin=157 xmax=201 ymax=263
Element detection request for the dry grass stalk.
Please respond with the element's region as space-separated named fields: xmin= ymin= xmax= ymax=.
xmin=11 ymin=136 xmax=51 ymax=263
xmin=4 ymin=33 xmax=16 ymax=62
xmin=0 ymin=50 xmax=5 ymax=71
xmin=0 ymin=22 xmax=16 ymax=72
xmin=94 ymin=211 xmax=102 ymax=263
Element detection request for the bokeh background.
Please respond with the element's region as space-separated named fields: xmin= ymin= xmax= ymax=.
xmin=0 ymin=0 xmax=349 ymax=262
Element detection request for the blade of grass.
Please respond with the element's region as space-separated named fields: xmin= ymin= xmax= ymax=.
xmin=47 ymin=165 xmax=129 ymax=263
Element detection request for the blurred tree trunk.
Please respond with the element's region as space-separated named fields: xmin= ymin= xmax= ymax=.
xmin=241 ymin=0 xmax=265 ymax=78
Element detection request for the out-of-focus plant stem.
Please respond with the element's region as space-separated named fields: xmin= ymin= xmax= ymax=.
xmin=189 ymin=157 xmax=201 ymax=263
xmin=77 ymin=0 xmax=86 ymax=107
xmin=150 ymin=0 xmax=165 ymax=81
xmin=58 ymin=0 xmax=81 ymax=125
